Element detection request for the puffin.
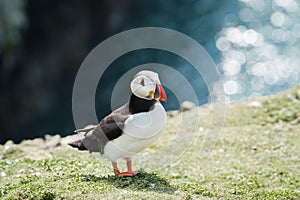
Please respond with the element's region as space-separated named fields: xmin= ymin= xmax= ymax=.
xmin=68 ymin=70 xmax=167 ymax=176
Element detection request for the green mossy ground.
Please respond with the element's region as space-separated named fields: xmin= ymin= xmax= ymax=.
xmin=1 ymin=86 xmax=300 ymax=199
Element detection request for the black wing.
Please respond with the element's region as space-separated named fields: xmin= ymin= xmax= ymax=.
xmin=81 ymin=104 xmax=130 ymax=154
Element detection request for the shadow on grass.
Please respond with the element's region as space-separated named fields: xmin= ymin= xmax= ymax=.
xmin=81 ymin=170 xmax=176 ymax=194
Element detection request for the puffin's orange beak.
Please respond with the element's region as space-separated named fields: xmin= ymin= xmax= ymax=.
xmin=157 ymin=83 xmax=167 ymax=102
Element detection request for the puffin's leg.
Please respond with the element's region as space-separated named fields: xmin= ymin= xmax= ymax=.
xmin=112 ymin=162 xmax=120 ymax=175
xmin=117 ymin=158 xmax=139 ymax=176
xmin=113 ymin=159 xmax=139 ymax=177
xmin=127 ymin=159 xmax=140 ymax=175
xmin=127 ymin=159 xmax=134 ymax=172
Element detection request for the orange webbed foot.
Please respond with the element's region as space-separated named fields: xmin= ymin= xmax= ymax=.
xmin=116 ymin=171 xmax=140 ymax=177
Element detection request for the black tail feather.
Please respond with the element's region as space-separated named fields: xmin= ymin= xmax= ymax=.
xmin=68 ymin=140 xmax=87 ymax=151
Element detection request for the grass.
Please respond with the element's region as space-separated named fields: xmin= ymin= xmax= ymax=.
xmin=1 ymin=85 xmax=300 ymax=199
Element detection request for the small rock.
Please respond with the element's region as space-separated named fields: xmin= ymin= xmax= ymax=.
xmin=167 ymin=110 xmax=179 ymax=117
xmin=32 ymin=138 xmax=47 ymax=149
xmin=4 ymin=140 xmax=15 ymax=150
xmin=45 ymin=134 xmax=53 ymax=141
xmin=4 ymin=140 xmax=14 ymax=146
xmin=248 ymin=101 xmax=262 ymax=107
xmin=180 ymin=101 xmax=196 ymax=112
xmin=251 ymin=146 xmax=258 ymax=151
xmin=45 ymin=134 xmax=61 ymax=148
xmin=287 ymin=94 xmax=298 ymax=102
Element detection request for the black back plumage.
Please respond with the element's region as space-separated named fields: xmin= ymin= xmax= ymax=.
xmin=68 ymin=94 xmax=157 ymax=154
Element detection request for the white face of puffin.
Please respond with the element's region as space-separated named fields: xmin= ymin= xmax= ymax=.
xmin=130 ymin=70 xmax=167 ymax=101
xmin=130 ymin=75 xmax=156 ymax=100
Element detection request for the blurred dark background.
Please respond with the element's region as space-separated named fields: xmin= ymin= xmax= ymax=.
xmin=0 ymin=0 xmax=236 ymax=144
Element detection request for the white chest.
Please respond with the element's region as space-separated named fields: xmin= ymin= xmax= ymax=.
xmin=104 ymin=102 xmax=167 ymax=162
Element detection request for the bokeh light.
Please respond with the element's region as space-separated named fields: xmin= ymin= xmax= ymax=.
xmin=216 ymin=0 xmax=300 ymax=101
xmin=224 ymin=80 xmax=239 ymax=95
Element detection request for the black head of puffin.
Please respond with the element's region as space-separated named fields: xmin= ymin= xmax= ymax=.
xmin=130 ymin=70 xmax=167 ymax=102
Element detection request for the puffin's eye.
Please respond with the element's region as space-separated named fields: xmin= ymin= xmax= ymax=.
xmin=140 ymin=78 xmax=145 ymax=86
